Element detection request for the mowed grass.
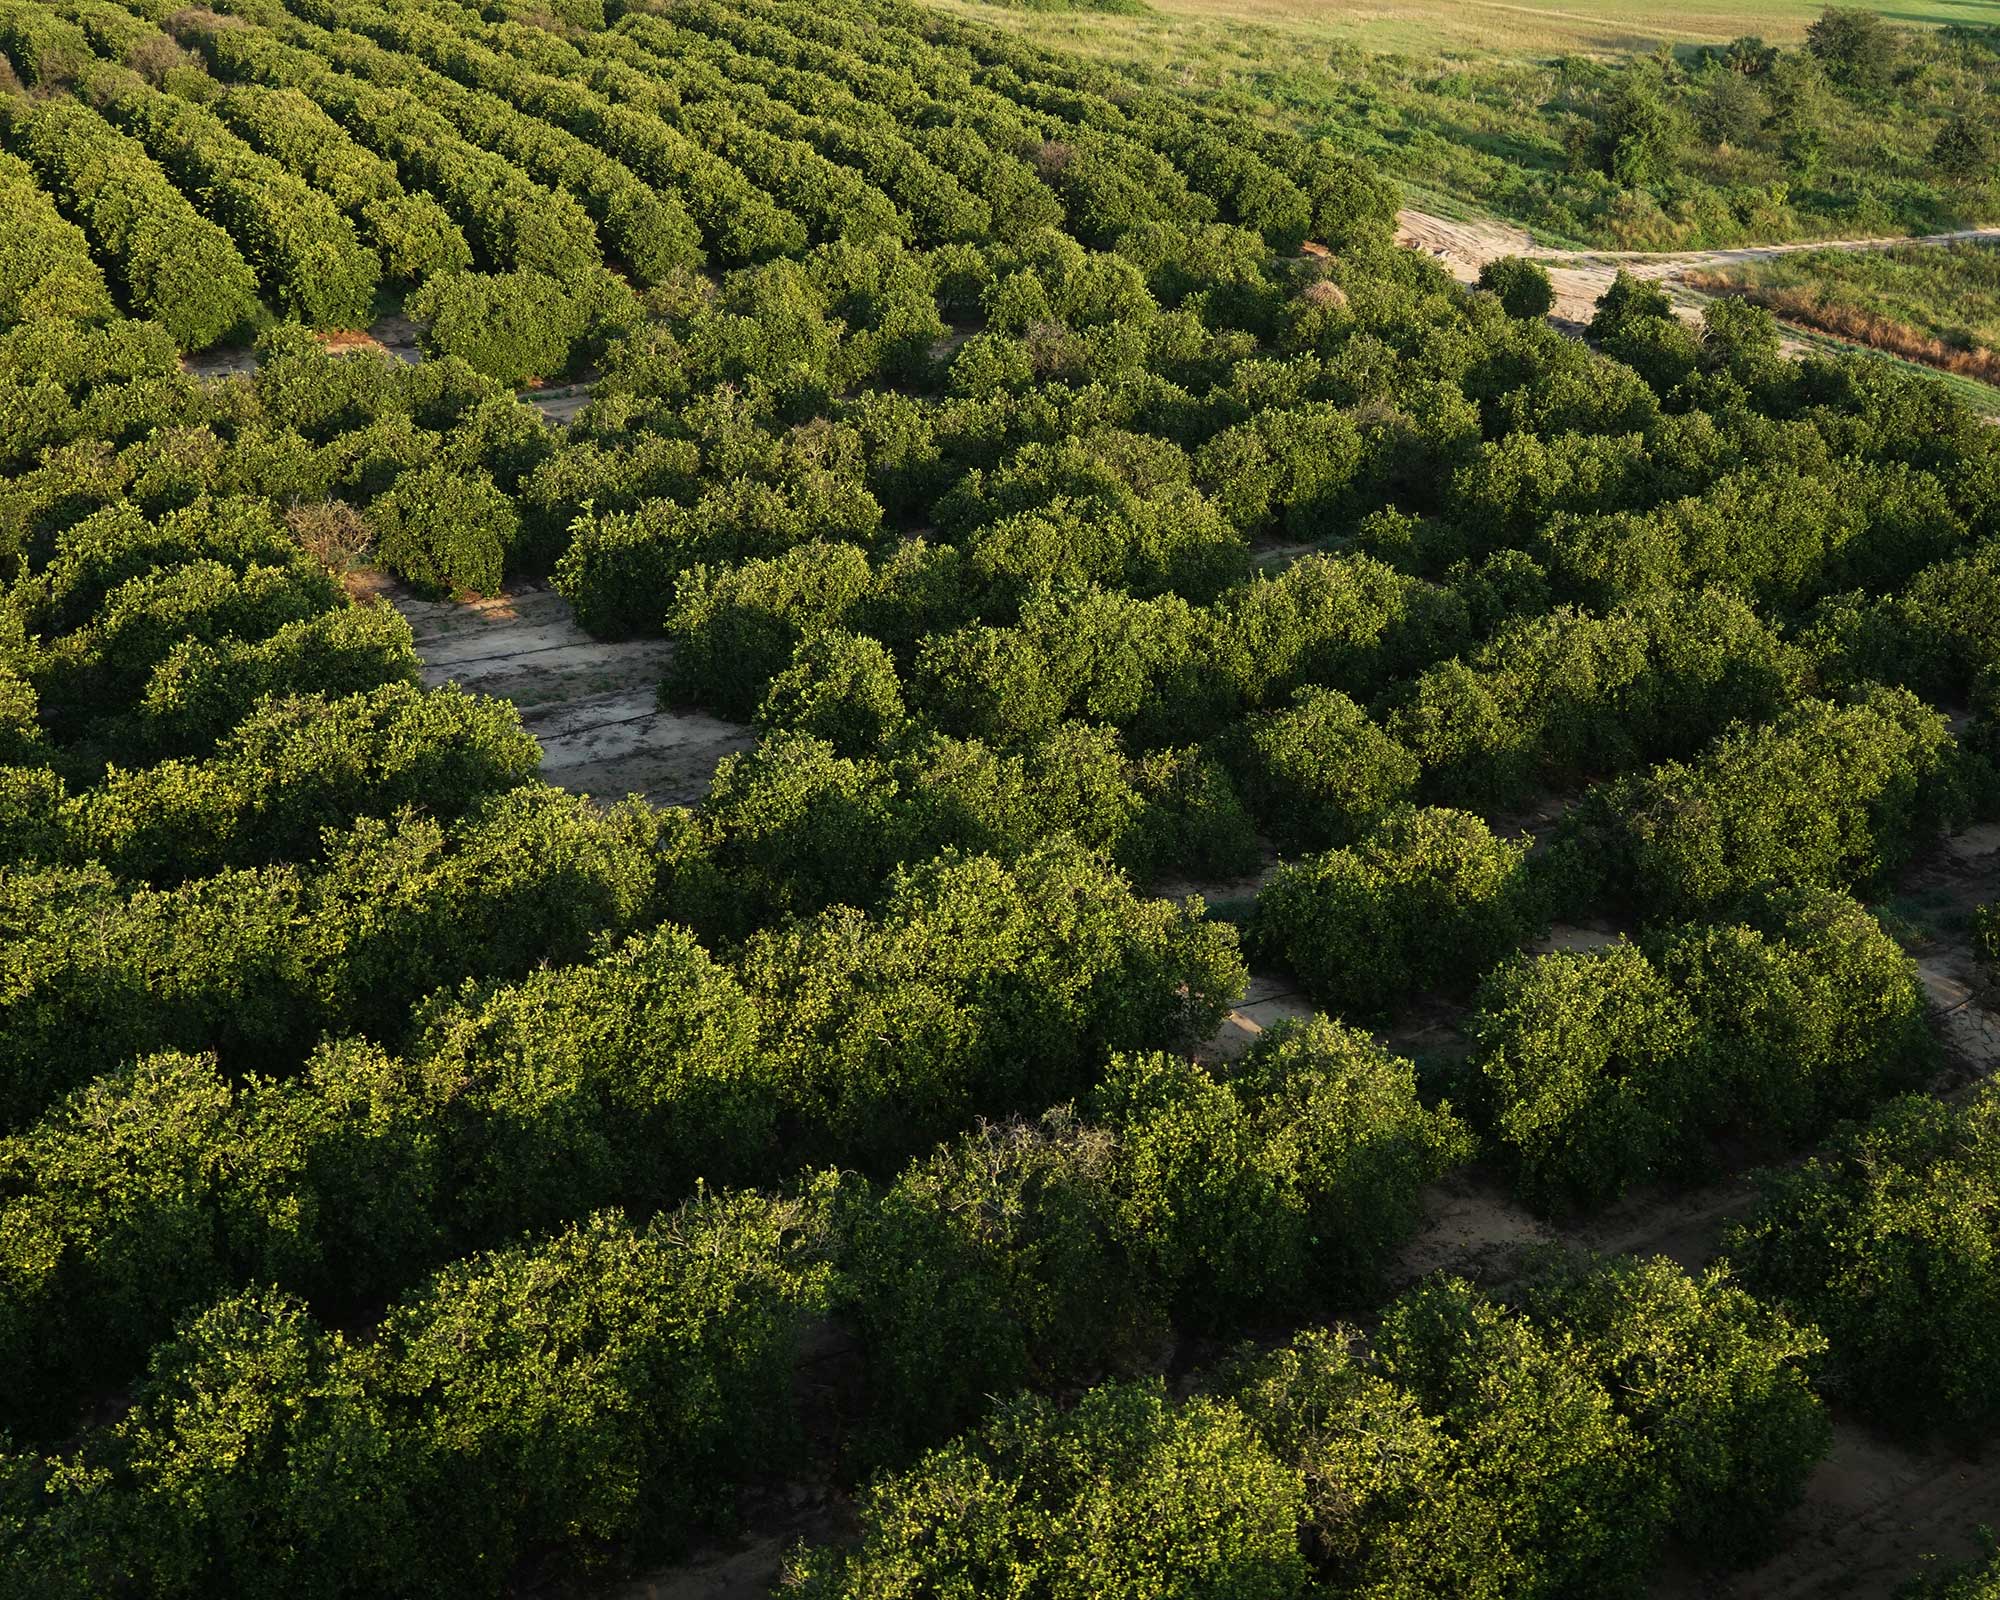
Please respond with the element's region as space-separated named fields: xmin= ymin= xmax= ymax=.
xmin=936 ymin=0 xmax=1996 ymax=62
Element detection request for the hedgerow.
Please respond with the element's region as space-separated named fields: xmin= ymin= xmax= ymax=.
xmin=1252 ymin=806 xmax=1542 ymax=1017
xmin=0 ymin=96 xmax=259 ymax=349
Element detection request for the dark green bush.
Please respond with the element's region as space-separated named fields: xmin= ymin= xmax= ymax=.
xmin=370 ymin=463 xmax=519 ymax=597
xmin=1 ymin=1190 xmax=837 ymax=1597
xmin=1236 ymin=685 xmax=1419 ymax=849
xmin=1728 ymin=1083 xmax=2000 ymax=1440
xmin=734 ymin=840 xmax=1246 ymax=1166
xmin=1553 ymin=689 xmax=1961 ymax=916
xmin=784 ymin=1381 xmax=1310 ymax=1600
xmin=1252 ymin=807 xmax=1541 ymax=1017
xmin=1471 ymin=890 xmax=1934 ymax=1210
xmin=1477 ymin=255 xmax=1555 ymax=319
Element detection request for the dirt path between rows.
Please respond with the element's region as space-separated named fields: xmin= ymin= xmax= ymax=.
xmin=1396 ymin=208 xmax=2000 ymax=328
xmin=354 ymin=572 xmax=753 ymax=806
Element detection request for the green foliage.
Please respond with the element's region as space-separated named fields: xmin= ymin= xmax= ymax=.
xmin=1729 ymin=1083 xmax=2000 ymax=1440
xmin=1899 ymin=1541 xmax=2000 ymax=1600
xmin=1252 ymin=806 xmax=1541 ymax=1017
xmin=1477 ymin=255 xmax=1555 ymax=319
xmin=1807 ymin=7 xmax=1900 ymax=91
xmin=1236 ymin=685 xmax=1418 ymax=849
xmin=3 ymin=1190 xmax=837 ymax=1597
xmin=756 ymin=627 xmax=906 ymax=754
xmin=1389 ymin=590 xmax=1800 ymax=807
xmin=407 ymin=268 xmax=641 ymax=385
xmin=1470 ymin=887 xmax=1932 ymax=1210
xmin=845 ymin=1016 xmax=1466 ymax=1454
xmin=1555 ymin=689 xmax=1961 ymax=916
xmin=786 ymin=1380 xmax=1311 ymax=1600
xmin=369 ymin=463 xmax=519 ymax=597
xmin=67 ymin=681 xmax=540 ymax=880
xmin=735 ymin=839 xmax=1245 ymax=1165
xmin=3 ymin=97 xmax=260 ymax=349
xmin=0 ymin=150 xmax=114 ymax=327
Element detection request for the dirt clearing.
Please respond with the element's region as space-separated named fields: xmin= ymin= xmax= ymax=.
xmin=358 ymin=574 xmax=753 ymax=807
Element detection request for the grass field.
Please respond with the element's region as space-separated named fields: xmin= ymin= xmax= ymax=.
xmin=940 ymin=0 xmax=1998 ymax=64
xmin=1690 ymin=242 xmax=2000 ymax=381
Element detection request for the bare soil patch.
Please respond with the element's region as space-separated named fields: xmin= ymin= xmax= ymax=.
xmin=1398 ymin=207 xmax=2000 ymax=347
xmin=359 ymin=573 xmax=753 ymax=807
xmin=1653 ymin=1425 xmax=1999 ymax=1600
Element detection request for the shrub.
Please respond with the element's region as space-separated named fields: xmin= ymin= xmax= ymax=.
xmin=68 ymin=682 xmax=541 ymax=881
xmin=754 ymin=628 xmax=907 ymax=755
xmin=2 ymin=1191 xmax=838 ymax=1597
xmin=1554 ymin=689 xmax=1960 ymax=915
xmin=1236 ymin=685 xmax=1419 ymax=850
xmin=407 ymin=268 xmax=641 ymax=385
xmin=1094 ymin=1019 xmax=1473 ymax=1314
xmin=783 ymin=1382 xmax=1310 ymax=1600
xmin=370 ymin=463 xmax=519 ymax=597
xmin=1728 ymin=1084 xmax=2000 ymax=1440
xmin=1476 ymin=256 xmax=1555 ymax=319
xmin=1471 ymin=890 xmax=1934 ymax=1211
xmin=1469 ymin=942 xmax=1701 ymax=1211
xmin=667 ymin=541 xmax=875 ymax=718
xmin=734 ymin=840 xmax=1246 ymax=1166
xmin=1252 ymin=807 xmax=1541 ymax=1017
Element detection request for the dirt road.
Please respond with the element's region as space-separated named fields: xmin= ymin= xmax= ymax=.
xmin=1396 ymin=208 xmax=2000 ymax=325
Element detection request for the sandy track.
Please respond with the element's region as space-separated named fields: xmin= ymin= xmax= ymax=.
xmin=1396 ymin=208 xmax=2000 ymax=327
xmin=358 ymin=573 xmax=753 ymax=807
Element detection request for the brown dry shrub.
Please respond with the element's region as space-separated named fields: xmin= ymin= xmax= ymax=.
xmin=1302 ymin=279 xmax=1349 ymax=310
xmin=127 ymin=34 xmax=188 ymax=83
xmin=286 ymin=500 xmax=371 ymax=573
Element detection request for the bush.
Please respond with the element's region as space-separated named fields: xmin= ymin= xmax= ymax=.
xmin=407 ymin=268 xmax=641 ymax=385
xmin=1235 ymin=685 xmax=1418 ymax=850
xmin=1554 ymin=689 xmax=1960 ymax=915
xmin=784 ymin=1382 xmax=1310 ymax=1600
xmin=754 ymin=628 xmax=907 ymax=755
xmin=1471 ymin=890 xmax=1934 ymax=1210
xmin=1477 ymin=256 xmax=1555 ymax=319
xmin=667 ymin=541 xmax=875 ymax=718
xmin=370 ymin=463 xmax=519 ymax=597
xmin=734 ymin=840 xmax=1246 ymax=1166
xmin=1469 ymin=941 xmax=1701 ymax=1211
xmin=68 ymin=681 xmax=541 ymax=880
xmin=1728 ymin=1083 xmax=2000 ymax=1440
xmin=2 ymin=1190 xmax=838 ymax=1597
xmin=1252 ymin=807 xmax=1541 ymax=1017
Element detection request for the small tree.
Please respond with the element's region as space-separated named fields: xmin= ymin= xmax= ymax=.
xmin=1807 ymin=7 xmax=1900 ymax=90
xmin=1932 ymin=112 xmax=1997 ymax=185
xmin=1476 ymin=256 xmax=1556 ymax=319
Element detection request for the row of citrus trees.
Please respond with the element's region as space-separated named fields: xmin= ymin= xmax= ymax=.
xmin=3 ymin=1 xmax=1999 ymax=1591
xmin=0 ymin=0 xmax=1391 ymax=376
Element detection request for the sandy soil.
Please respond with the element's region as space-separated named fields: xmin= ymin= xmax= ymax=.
xmin=356 ymin=572 xmax=754 ymax=807
xmin=1396 ymin=208 xmax=2000 ymax=330
xmin=1654 ymin=1427 xmax=1999 ymax=1600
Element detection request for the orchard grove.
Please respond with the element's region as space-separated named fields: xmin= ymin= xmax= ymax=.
xmin=2 ymin=0 xmax=2000 ymax=1594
